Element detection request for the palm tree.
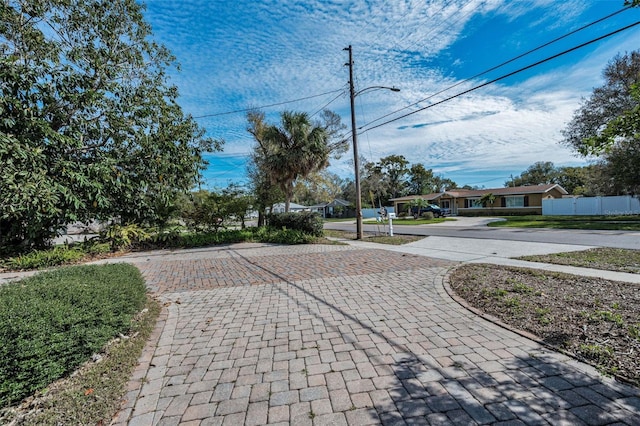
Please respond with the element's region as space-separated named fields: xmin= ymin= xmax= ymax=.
xmin=249 ymin=111 xmax=337 ymax=212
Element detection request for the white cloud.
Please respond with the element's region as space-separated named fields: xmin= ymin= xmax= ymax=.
xmin=142 ymin=0 xmax=638 ymax=187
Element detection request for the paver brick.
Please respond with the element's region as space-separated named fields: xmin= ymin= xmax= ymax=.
xmin=109 ymin=244 xmax=640 ymax=425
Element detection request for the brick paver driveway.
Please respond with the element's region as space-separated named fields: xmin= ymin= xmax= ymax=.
xmin=112 ymin=243 xmax=640 ymax=425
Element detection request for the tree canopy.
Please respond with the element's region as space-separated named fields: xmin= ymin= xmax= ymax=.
xmin=247 ymin=110 xmax=346 ymax=213
xmin=0 ymin=0 xmax=218 ymax=250
xmin=360 ymin=155 xmax=457 ymax=206
xmin=561 ymin=50 xmax=639 ymax=195
xmin=562 ymin=51 xmax=639 ymax=156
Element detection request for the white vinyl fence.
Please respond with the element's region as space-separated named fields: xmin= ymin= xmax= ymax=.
xmin=362 ymin=207 xmax=395 ymax=219
xmin=542 ymin=196 xmax=640 ymax=216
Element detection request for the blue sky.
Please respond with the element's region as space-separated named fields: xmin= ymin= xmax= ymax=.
xmin=142 ymin=0 xmax=640 ymax=190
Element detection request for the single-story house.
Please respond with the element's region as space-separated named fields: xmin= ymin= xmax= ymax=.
xmin=390 ymin=184 xmax=568 ymax=216
xmin=308 ymin=199 xmax=354 ymax=218
xmin=268 ymin=202 xmax=309 ymax=214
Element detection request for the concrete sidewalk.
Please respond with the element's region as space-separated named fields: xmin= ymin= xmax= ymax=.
xmin=346 ymin=235 xmax=640 ymax=284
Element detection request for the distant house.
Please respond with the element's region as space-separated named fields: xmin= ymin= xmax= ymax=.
xmin=268 ymin=202 xmax=309 ymax=214
xmin=390 ymin=184 xmax=568 ymax=216
xmin=308 ymin=199 xmax=354 ymax=218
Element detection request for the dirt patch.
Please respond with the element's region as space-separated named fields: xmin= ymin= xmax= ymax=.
xmin=449 ymin=264 xmax=640 ymax=387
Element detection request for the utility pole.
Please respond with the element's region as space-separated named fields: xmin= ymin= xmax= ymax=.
xmin=344 ymin=45 xmax=363 ymax=240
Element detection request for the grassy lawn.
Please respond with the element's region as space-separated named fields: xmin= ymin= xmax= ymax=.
xmin=0 ymin=264 xmax=159 ymax=425
xmin=487 ymin=215 xmax=640 ymax=231
xmin=364 ymin=217 xmax=454 ymax=226
xmin=518 ymin=247 xmax=640 ymax=274
xmin=323 ymin=229 xmax=424 ymax=245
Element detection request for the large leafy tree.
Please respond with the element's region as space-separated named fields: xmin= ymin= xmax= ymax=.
xmin=507 ymin=161 xmax=559 ymax=187
xmin=407 ymin=163 xmax=457 ymax=194
xmin=247 ymin=110 xmax=346 ymax=213
xmin=293 ymin=170 xmax=344 ymax=206
xmin=362 ymin=154 xmax=409 ymax=206
xmin=407 ymin=164 xmax=435 ymax=195
xmin=0 ymin=0 xmax=218 ymax=250
xmin=562 ymin=51 xmax=640 ymax=156
xmin=561 ymin=51 xmax=639 ymax=195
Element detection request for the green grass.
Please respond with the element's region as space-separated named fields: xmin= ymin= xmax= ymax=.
xmin=367 ymin=217 xmax=453 ymax=226
xmin=323 ymin=229 xmax=423 ymax=245
xmin=487 ymin=215 xmax=640 ymax=231
xmin=0 ymin=264 xmax=148 ymax=408
xmin=519 ymin=248 xmax=640 ymax=274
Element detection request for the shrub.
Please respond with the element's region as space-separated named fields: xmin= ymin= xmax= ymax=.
xmin=2 ymin=246 xmax=85 ymax=270
xmin=268 ymin=212 xmax=323 ymax=237
xmin=421 ymin=212 xmax=435 ymax=220
xmin=0 ymin=264 xmax=147 ymax=407
xmin=255 ymin=227 xmax=314 ymax=244
xmin=100 ymin=224 xmax=150 ymax=251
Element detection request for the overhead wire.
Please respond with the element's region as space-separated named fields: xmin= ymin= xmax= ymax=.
xmin=361 ymin=5 xmax=633 ymax=129
xmin=192 ymin=88 xmax=346 ymax=119
xmin=361 ymin=19 xmax=640 ymax=134
xmin=309 ymin=86 xmax=349 ymax=118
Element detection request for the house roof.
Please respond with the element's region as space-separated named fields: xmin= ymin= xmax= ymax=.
xmin=390 ymin=184 xmax=567 ymax=202
xmin=272 ymin=202 xmax=308 ymax=210
xmin=326 ymin=198 xmax=351 ymax=207
xmin=390 ymin=193 xmax=444 ymax=202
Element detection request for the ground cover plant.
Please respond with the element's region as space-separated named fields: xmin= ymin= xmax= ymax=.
xmin=0 ymin=264 xmax=148 ymax=408
xmin=0 ymin=298 xmax=160 ymax=426
xmin=0 ymin=225 xmax=321 ymax=272
xmin=487 ymin=215 xmax=640 ymax=231
xmin=518 ymin=247 xmax=640 ymax=274
xmin=449 ymin=264 xmax=640 ymax=386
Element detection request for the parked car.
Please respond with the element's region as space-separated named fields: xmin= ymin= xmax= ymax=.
xmin=411 ymin=204 xmax=445 ymax=218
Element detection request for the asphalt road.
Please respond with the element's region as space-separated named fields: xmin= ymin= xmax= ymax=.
xmin=324 ymin=219 xmax=640 ymax=250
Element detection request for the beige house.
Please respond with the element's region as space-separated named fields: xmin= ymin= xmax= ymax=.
xmin=390 ymin=184 xmax=568 ymax=216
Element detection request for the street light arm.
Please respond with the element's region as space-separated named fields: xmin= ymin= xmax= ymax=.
xmin=354 ymin=85 xmax=400 ymax=98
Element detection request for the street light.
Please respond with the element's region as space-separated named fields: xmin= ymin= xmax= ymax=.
xmin=344 ymin=45 xmax=400 ymax=240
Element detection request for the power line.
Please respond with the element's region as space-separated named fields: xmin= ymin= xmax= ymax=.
xmin=192 ymin=88 xmax=345 ymax=119
xmin=362 ymin=5 xmax=632 ymax=129
xmin=361 ymin=19 xmax=640 ymax=133
xmin=310 ymin=87 xmax=349 ymax=118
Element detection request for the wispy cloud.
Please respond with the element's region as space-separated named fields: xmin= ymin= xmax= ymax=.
xmin=142 ymin=0 xmax=640 ymax=187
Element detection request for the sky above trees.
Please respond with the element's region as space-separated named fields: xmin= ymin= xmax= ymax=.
xmin=141 ymin=0 xmax=640 ymax=189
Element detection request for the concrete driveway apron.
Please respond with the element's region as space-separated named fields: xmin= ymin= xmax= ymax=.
xmin=111 ymin=243 xmax=640 ymax=425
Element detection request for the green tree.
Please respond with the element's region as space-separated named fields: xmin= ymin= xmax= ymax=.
xmin=562 ymin=51 xmax=640 ymax=156
xmin=247 ymin=110 xmax=346 ymax=213
xmin=221 ymin=185 xmax=253 ymax=229
xmin=408 ymin=197 xmax=429 ymax=217
xmin=293 ymin=170 xmax=344 ymax=206
xmin=479 ymin=192 xmax=497 ymax=213
xmin=507 ymin=161 xmax=559 ymax=187
xmin=555 ymin=166 xmax=590 ymax=195
xmin=0 ymin=0 xmax=218 ymax=250
xmin=362 ymin=154 xmax=409 ymax=206
xmin=407 ymin=164 xmax=435 ymax=194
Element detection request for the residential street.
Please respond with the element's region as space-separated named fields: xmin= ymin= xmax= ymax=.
xmin=323 ymin=217 xmax=640 ymax=250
